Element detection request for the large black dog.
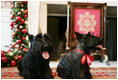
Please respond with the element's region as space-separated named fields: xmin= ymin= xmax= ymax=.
xmin=57 ymin=32 xmax=103 ymax=79
xmin=17 ymin=33 xmax=54 ymax=79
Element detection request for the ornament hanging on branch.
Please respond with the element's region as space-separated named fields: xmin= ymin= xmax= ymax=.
xmin=23 ymin=48 xmax=28 ymax=52
xmin=1 ymin=57 xmax=7 ymax=63
xmin=11 ymin=60 xmax=16 ymax=66
xmin=22 ymin=29 xmax=27 ymax=33
xmin=16 ymin=16 xmax=22 ymax=21
xmin=17 ymin=40 xmax=22 ymax=44
xmin=24 ymin=14 xmax=28 ymax=18
xmin=22 ymin=1 xmax=27 ymax=3
xmin=8 ymin=52 xmax=14 ymax=56
xmin=17 ymin=55 xmax=23 ymax=60
xmin=22 ymin=37 xmax=26 ymax=40
xmin=7 ymin=50 xmax=12 ymax=53
xmin=17 ymin=11 xmax=22 ymax=15
xmin=19 ymin=25 xmax=23 ymax=29
xmin=21 ymin=19 xmax=25 ymax=24
xmin=10 ymin=22 xmax=14 ymax=27
xmin=20 ymin=4 xmax=24 ymax=7
xmin=1 ymin=51 xmax=5 ymax=57
xmin=25 ymin=10 xmax=28 ymax=14
xmin=11 ymin=14 xmax=15 ymax=19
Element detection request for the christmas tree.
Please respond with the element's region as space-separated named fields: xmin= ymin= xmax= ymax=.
xmin=1 ymin=1 xmax=29 ymax=67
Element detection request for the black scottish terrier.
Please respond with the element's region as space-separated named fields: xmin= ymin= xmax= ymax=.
xmin=17 ymin=33 xmax=54 ymax=79
xmin=57 ymin=32 xmax=103 ymax=79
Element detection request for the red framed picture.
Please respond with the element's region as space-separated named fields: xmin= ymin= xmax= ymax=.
xmin=68 ymin=2 xmax=107 ymax=49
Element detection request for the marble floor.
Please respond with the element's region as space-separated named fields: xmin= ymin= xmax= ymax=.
xmin=49 ymin=61 xmax=117 ymax=68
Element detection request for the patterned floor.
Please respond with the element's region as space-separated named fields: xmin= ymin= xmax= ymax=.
xmin=1 ymin=67 xmax=117 ymax=79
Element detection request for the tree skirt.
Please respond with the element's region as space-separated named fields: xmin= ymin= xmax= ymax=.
xmin=1 ymin=67 xmax=117 ymax=79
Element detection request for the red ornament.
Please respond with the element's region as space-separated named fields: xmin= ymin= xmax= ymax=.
xmin=24 ymin=14 xmax=28 ymax=18
xmin=23 ymin=48 xmax=28 ymax=52
xmin=12 ymin=37 xmax=15 ymax=39
xmin=25 ymin=10 xmax=28 ymax=14
xmin=16 ymin=16 xmax=22 ymax=21
xmin=1 ymin=51 xmax=5 ymax=57
xmin=10 ymin=22 xmax=14 ymax=27
xmin=11 ymin=26 xmax=13 ymax=30
xmin=11 ymin=14 xmax=15 ymax=19
xmin=11 ymin=45 xmax=15 ymax=49
xmin=22 ymin=37 xmax=26 ymax=40
xmin=17 ymin=55 xmax=23 ymax=60
xmin=12 ymin=32 xmax=16 ymax=36
xmin=1 ymin=57 xmax=7 ymax=63
xmin=17 ymin=40 xmax=22 ymax=44
xmin=22 ymin=29 xmax=27 ymax=33
xmin=16 ymin=29 xmax=20 ymax=32
xmin=7 ymin=50 xmax=12 ymax=53
xmin=11 ymin=60 xmax=16 ymax=66
xmin=21 ymin=19 xmax=25 ymax=24
xmin=22 ymin=1 xmax=27 ymax=3
xmin=11 ymin=4 xmax=14 ymax=8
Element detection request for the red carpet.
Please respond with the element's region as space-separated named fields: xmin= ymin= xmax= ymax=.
xmin=1 ymin=67 xmax=117 ymax=79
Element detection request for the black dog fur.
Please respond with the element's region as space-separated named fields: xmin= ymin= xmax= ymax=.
xmin=57 ymin=32 xmax=103 ymax=79
xmin=17 ymin=33 xmax=54 ymax=79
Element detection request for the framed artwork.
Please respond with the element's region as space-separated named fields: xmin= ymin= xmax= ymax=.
xmin=68 ymin=2 xmax=107 ymax=49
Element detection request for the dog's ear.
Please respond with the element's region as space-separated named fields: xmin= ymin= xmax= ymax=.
xmin=28 ymin=34 xmax=33 ymax=42
xmin=44 ymin=34 xmax=50 ymax=40
xmin=36 ymin=33 xmax=42 ymax=40
xmin=75 ymin=32 xmax=83 ymax=40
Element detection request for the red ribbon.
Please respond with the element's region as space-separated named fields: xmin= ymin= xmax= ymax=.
xmin=76 ymin=48 xmax=94 ymax=65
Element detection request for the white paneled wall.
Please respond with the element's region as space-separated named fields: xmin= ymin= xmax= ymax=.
xmin=1 ymin=9 xmax=12 ymax=51
xmin=28 ymin=1 xmax=40 ymax=35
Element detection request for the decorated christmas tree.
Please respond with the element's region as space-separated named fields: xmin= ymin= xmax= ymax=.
xmin=1 ymin=1 xmax=29 ymax=67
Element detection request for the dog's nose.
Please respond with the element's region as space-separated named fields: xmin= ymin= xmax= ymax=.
xmin=43 ymin=45 xmax=48 ymax=49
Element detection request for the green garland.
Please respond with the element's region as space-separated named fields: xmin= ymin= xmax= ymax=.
xmin=1 ymin=1 xmax=29 ymax=67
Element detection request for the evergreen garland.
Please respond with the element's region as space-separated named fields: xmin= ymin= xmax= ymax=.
xmin=1 ymin=1 xmax=29 ymax=67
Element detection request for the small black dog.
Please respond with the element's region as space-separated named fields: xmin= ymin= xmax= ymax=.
xmin=17 ymin=33 xmax=54 ymax=79
xmin=57 ymin=32 xmax=103 ymax=79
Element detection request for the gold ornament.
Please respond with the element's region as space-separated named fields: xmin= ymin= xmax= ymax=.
xmin=18 ymin=11 xmax=21 ymax=15
xmin=14 ymin=56 xmax=18 ymax=60
xmin=21 ymin=4 xmax=24 ymax=7
xmin=21 ymin=9 xmax=24 ymax=12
